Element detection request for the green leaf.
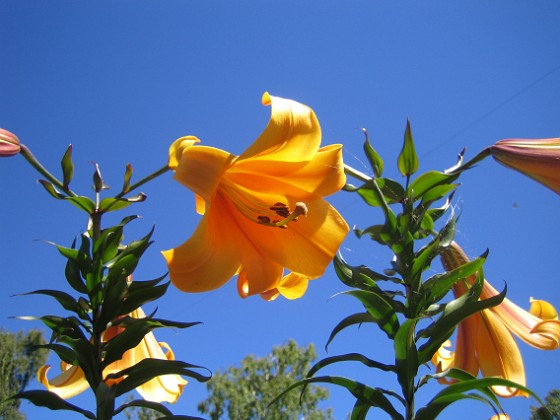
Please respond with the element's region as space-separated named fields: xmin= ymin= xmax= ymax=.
xmin=113 ymin=399 xmax=174 ymax=417
xmin=95 ymin=382 xmax=116 ymax=420
xmin=104 ymin=227 xmax=154 ymax=277
xmin=38 ymin=180 xmax=95 ymax=212
xmin=270 ymin=376 xmax=404 ymax=420
xmin=417 ymin=373 xmax=546 ymax=420
xmin=98 ymin=193 xmax=147 ymax=213
xmin=308 ymin=353 xmax=395 ymax=378
xmin=97 ymin=275 xmax=129 ymax=330
xmin=119 ymin=281 xmax=170 ymax=316
xmin=65 ymin=256 xmax=88 ymax=293
xmin=423 ymin=250 xmax=488 ymax=306
xmin=394 ymin=319 xmax=418 ymax=400
xmin=334 ymin=254 xmax=398 ymax=291
xmin=112 ymin=359 xmax=211 ymax=397
xmin=66 ymin=196 xmax=97 ymax=213
xmin=411 ymin=213 xmax=456 ymax=283
xmin=103 ymin=316 xmax=201 ymax=367
xmin=38 ymin=179 xmax=66 ymax=199
xmin=356 ymin=178 xmax=404 ymax=206
xmin=38 ymin=315 xmax=88 ymax=341
xmin=122 ymin=163 xmax=133 ymax=193
xmin=397 ymin=119 xmax=418 ymax=177
xmin=343 ymin=290 xmax=400 ymax=339
xmin=407 ymin=170 xmax=458 ymax=201
xmin=362 ymin=128 xmax=384 ymax=178
xmin=421 ymin=183 xmax=458 ymax=204
xmin=18 ymin=289 xmax=89 ymax=320
xmin=60 ymin=144 xmax=74 ymax=188
xmin=10 ymin=390 xmax=95 ymax=419
xmin=33 ymin=343 xmax=78 ymax=365
xmin=417 ymin=276 xmax=505 ymax=364
xmin=325 ymin=312 xmax=378 ymax=350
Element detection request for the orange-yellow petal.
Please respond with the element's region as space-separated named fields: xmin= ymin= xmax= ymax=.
xmin=238 ymin=198 xmax=348 ymax=278
xmin=490 ymin=414 xmax=510 ymax=420
xmin=163 ymin=196 xmax=242 ymax=293
xmin=238 ymin=93 xmax=321 ymax=163
xmin=229 ymin=144 xmax=345 ymax=201
xmin=476 ymin=310 xmax=527 ymax=398
xmin=481 ymin=282 xmax=560 ymax=350
xmin=173 ymin=145 xmax=235 ymax=204
xmin=168 ymin=136 xmax=200 ymax=170
xmin=37 ymin=364 xmax=90 ymax=399
xmin=529 ymin=297 xmax=558 ymax=320
xmin=236 ymin=257 xmax=284 ymax=298
xmin=276 ymin=272 xmax=309 ymax=300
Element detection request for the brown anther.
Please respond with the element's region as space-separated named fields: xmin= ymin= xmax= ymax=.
xmin=270 ymin=202 xmax=290 ymax=218
xmin=257 ymin=215 xmax=271 ymax=224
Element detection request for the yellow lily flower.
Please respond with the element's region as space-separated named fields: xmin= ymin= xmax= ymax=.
xmin=38 ymin=307 xmax=187 ymax=403
xmin=490 ymin=138 xmax=560 ymax=194
xmin=432 ymin=242 xmax=560 ymax=397
xmin=163 ymin=92 xmax=349 ymax=299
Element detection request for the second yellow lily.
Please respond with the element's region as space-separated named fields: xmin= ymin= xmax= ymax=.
xmin=38 ymin=307 xmax=187 ymax=403
xmin=432 ymin=242 xmax=560 ymax=397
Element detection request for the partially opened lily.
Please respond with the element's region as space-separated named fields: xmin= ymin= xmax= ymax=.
xmin=38 ymin=307 xmax=187 ymax=403
xmin=163 ymin=92 xmax=349 ymax=299
xmin=490 ymin=138 xmax=560 ymax=194
xmin=432 ymin=242 xmax=560 ymax=397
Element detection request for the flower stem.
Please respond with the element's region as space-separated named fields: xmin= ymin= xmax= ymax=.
xmin=344 ymin=164 xmax=371 ymax=182
xmin=115 ymin=165 xmax=171 ymax=199
xmin=19 ymin=144 xmax=77 ymax=197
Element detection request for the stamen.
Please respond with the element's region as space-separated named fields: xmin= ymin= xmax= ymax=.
xmin=269 ymin=202 xmax=291 ymax=218
xmin=257 ymin=202 xmax=308 ymax=229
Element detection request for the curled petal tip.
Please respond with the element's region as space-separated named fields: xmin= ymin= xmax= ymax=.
xmin=261 ymin=91 xmax=271 ymax=106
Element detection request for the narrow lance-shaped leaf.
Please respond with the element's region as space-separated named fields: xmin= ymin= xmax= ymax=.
xmin=394 ymin=319 xmax=418 ymax=401
xmin=122 ymin=163 xmax=133 ymax=193
xmin=112 ymin=359 xmax=211 ymax=398
xmin=343 ymin=290 xmax=400 ymax=339
xmin=362 ymin=128 xmax=384 ymax=177
xmin=61 ymin=144 xmax=74 ymax=188
xmin=9 ymin=390 xmax=95 ymax=419
xmin=397 ymin=118 xmax=419 ymax=177
xmin=269 ymin=376 xmax=405 ymax=420
xmin=113 ymin=399 xmax=174 ymax=418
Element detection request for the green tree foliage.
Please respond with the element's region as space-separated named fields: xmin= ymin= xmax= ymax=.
xmin=122 ymin=395 xmax=159 ymax=420
xmin=0 ymin=329 xmax=48 ymax=419
xmin=531 ymin=389 xmax=560 ymax=420
xmin=197 ymin=339 xmax=334 ymax=420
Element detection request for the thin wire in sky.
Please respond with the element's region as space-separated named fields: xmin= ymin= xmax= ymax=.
xmin=422 ymin=63 xmax=560 ymax=157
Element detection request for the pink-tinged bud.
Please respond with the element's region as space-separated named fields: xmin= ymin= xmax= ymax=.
xmin=0 ymin=129 xmax=21 ymax=157
xmin=490 ymin=138 xmax=560 ymax=195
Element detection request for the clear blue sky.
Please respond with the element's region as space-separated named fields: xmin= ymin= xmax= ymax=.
xmin=1 ymin=2 xmax=559 ymax=419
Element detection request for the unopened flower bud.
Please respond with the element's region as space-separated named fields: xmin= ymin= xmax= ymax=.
xmin=490 ymin=138 xmax=560 ymax=195
xmin=0 ymin=129 xmax=21 ymax=157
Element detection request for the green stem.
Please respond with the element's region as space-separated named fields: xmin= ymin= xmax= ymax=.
xmin=115 ymin=164 xmax=171 ymax=199
xmin=444 ymin=147 xmax=491 ymax=175
xmin=344 ymin=164 xmax=371 ymax=183
xmin=19 ymin=144 xmax=77 ymax=197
